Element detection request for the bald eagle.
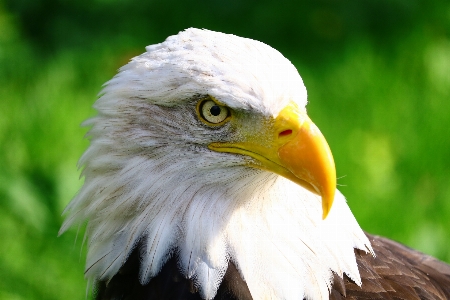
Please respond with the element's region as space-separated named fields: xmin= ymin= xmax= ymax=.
xmin=60 ymin=29 xmax=450 ymax=300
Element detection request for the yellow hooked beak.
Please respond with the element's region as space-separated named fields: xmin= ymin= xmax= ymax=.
xmin=208 ymin=102 xmax=336 ymax=219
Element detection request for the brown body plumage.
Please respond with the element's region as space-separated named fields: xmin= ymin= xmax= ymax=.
xmin=96 ymin=233 xmax=450 ymax=300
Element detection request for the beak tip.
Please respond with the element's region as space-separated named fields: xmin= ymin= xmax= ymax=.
xmin=321 ymin=189 xmax=335 ymax=220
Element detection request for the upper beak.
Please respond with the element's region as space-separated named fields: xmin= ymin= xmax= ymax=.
xmin=208 ymin=102 xmax=336 ymax=219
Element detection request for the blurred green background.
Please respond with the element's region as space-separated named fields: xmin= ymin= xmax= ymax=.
xmin=0 ymin=0 xmax=449 ymax=299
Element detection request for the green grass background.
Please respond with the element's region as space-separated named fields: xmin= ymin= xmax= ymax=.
xmin=0 ymin=0 xmax=449 ymax=299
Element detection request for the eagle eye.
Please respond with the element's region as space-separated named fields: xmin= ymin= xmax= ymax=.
xmin=197 ymin=98 xmax=231 ymax=125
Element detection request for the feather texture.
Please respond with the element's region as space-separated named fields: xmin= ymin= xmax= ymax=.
xmin=331 ymin=234 xmax=450 ymax=300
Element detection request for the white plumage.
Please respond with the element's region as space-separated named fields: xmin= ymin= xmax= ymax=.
xmin=60 ymin=28 xmax=372 ymax=300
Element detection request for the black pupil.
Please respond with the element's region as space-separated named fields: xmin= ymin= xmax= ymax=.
xmin=210 ymin=105 xmax=221 ymax=116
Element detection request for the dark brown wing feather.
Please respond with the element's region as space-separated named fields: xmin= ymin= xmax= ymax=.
xmin=330 ymin=233 xmax=450 ymax=300
xmin=96 ymin=233 xmax=450 ymax=299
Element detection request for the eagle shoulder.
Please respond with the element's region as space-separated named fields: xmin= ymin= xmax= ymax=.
xmin=331 ymin=233 xmax=450 ymax=300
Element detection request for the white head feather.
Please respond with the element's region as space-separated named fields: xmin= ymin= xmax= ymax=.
xmin=60 ymin=28 xmax=372 ymax=300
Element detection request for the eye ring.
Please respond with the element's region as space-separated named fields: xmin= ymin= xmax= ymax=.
xmin=196 ymin=97 xmax=231 ymax=126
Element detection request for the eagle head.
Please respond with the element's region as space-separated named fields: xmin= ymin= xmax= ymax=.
xmin=60 ymin=28 xmax=372 ymax=300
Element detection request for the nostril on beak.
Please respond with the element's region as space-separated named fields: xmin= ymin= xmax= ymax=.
xmin=279 ymin=129 xmax=293 ymax=138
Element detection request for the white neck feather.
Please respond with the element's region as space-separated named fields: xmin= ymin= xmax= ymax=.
xmin=61 ymin=133 xmax=372 ymax=300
